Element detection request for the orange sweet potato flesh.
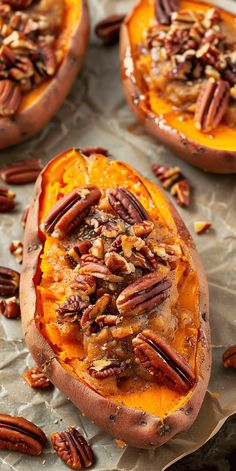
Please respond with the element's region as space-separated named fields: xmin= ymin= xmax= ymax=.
xmin=120 ymin=0 xmax=236 ymax=173
xmin=21 ymin=148 xmax=211 ymax=448
xmin=0 ymin=0 xmax=89 ymax=149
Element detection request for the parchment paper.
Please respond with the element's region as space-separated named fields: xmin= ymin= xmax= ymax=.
xmin=0 ymin=1 xmax=236 ymax=470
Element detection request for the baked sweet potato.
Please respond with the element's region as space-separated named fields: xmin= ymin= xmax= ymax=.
xmin=21 ymin=148 xmax=211 ymax=448
xmin=0 ymin=0 xmax=89 ymax=149
xmin=120 ymin=0 xmax=236 ymax=173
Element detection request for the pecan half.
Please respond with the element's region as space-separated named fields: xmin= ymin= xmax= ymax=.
xmin=155 ymin=0 xmax=179 ymax=25
xmin=88 ymin=359 xmax=126 ymax=379
xmin=0 ymin=266 xmax=20 ymax=296
xmin=117 ymin=272 xmax=171 ymax=316
xmin=223 ymin=345 xmax=236 ymax=369
xmin=78 ymin=262 xmax=123 ymax=282
xmin=51 ymin=427 xmax=94 ymax=470
xmin=95 ymin=14 xmax=126 ymax=46
xmin=0 ymin=79 xmax=21 ymax=116
xmin=0 ymin=296 xmax=20 ymax=318
xmin=57 ymin=295 xmax=89 ymax=324
xmin=23 ymin=367 xmax=51 ymax=388
xmin=195 ymin=79 xmax=230 ymax=132
xmin=80 ymin=293 xmax=111 ymax=329
xmin=133 ymin=330 xmax=195 ymax=392
xmin=107 ymin=187 xmax=151 ymax=225
xmin=0 ymin=413 xmax=47 ymax=455
xmin=9 ymin=240 xmax=23 ymax=264
xmin=0 ymin=185 xmax=15 ymax=212
xmin=70 ymin=275 xmax=96 ymax=297
xmin=0 ymin=159 xmax=42 ymax=184
xmin=42 ymin=186 xmax=101 ymax=238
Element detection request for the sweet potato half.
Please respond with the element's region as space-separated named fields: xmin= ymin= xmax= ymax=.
xmin=120 ymin=0 xmax=236 ymax=173
xmin=21 ymin=148 xmax=211 ymax=449
xmin=0 ymin=0 xmax=89 ymax=149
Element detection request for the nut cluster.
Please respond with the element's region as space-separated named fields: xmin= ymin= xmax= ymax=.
xmin=140 ymin=6 xmax=236 ymax=131
xmin=0 ymin=0 xmax=59 ymax=116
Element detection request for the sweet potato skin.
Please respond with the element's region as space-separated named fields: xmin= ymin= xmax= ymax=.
xmin=20 ymin=150 xmax=211 ymax=449
xmin=120 ymin=1 xmax=236 ymax=174
xmin=0 ymin=1 xmax=89 ymax=150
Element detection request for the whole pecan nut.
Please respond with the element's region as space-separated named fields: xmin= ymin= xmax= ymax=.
xmin=223 ymin=345 xmax=236 ymax=369
xmin=116 ymin=272 xmax=171 ymax=316
xmin=195 ymin=78 xmax=230 ymax=132
xmin=88 ymin=359 xmax=126 ymax=379
xmin=95 ymin=14 xmax=126 ymax=46
xmin=78 ymin=262 xmax=123 ymax=282
xmin=42 ymin=185 xmax=101 ymax=238
xmin=133 ymin=330 xmax=195 ymax=392
xmin=0 ymin=185 xmax=15 ymax=212
xmin=0 ymin=79 xmax=21 ymax=116
xmin=0 ymin=413 xmax=47 ymax=455
xmin=107 ymin=187 xmax=151 ymax=224
xmin=0 ymin=296 xmax=20 ymax=318
xmin=0 ymin=266 xmax=20 ymax=296
xmin=155 ymin=0 xmax=179 ymax=25
xmin=51 ymin=427 xmax=94 ymax=470
xmin=0 ymin=159 xmax=42 ymax=184
xmin=23 ymin=366 xmax=51 ymax=388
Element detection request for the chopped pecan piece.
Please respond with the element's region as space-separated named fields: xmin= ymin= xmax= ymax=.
xmin=70 ymin=275 xmax=96 ymax=297
xmin=170 ymin=179 xmax=190 ymax=207
xmin=23 ymin=366 xmax=51 ymax=388
xmin=51 ymin=427 xmax=94 ymax=470
xmin=116 ymin=272 xmax=171 ymax=316
xmin=195 ymin=79 xmax=230 ymax=132
xmin=42 ymin=186 xmax=101 ymax=238
xmin=95 ymin=14 xmax=126 ymax=46
xmin=155 ymin=0 xmax=179 ymax=25
xmin=37 ymin=38 xmax=56 ymax=76
xmin=152 ymin=164 xmax=191 ymax=208
xmin=80 ymin=293 xmax=111 ymax=329
xmin=56 ymin=295 xmax=89 ymax=324
xmin=133 ymin=330 xmax=195 ymax=392
xmin=78 ymin=262 xmax=123 ymax=282
xmin=89 ymin=237 xmax=104 ymax=259
xmin=0 ymin=185 xmax=15 ymax=212
xmin=88 ymin=359 xmax=126 ymax=379
xmin=9 ymin=240 xmax=23 ymax=264
xmin=107 ymin=187 xmax=151 ymax=224
xmin=64 ymin=246 xmax=81 ymax=268
xmin=194 ymin=221 xmax=212 ymax=234
xmin=0 ymin=266 xmax=20 ymax=296
xmin=130 ymin=220 xmax=154 ymax=238
xmin=0 ymin=296 xmax=20 ymax=318
xmin=0 ymin=79 xmax=21 ymax=116
xmin=104 ymin=252 xmax=135 ymax=275
xmin=0 ymin=159 xmax=42 ymax=184
xmin=0 ymin=413 xmax=47 ymax=455
xmin=223 ymin=346 xmax=236 ymax=369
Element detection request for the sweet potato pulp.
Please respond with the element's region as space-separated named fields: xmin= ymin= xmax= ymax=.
xmin=21 ymin=149 xmax=210 ymax=448
xmin=121 ymin=0 xmax=236 ymax=173
xmin=0 ymin=0 xmax=89 ymax=149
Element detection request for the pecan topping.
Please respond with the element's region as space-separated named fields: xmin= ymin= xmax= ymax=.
xmin=133 ymin=330 xmax=195 ymax=392
xmin=89 ymin=237 xmax=104 ymax=259
xmin=117 ymin=272 xmax=171 ymax=316
xmin=130 ymin=220 xmax=154 ymax=238
xmin=107 ymin=187 xmax=151 ymax=224
xmin=42 ymin=186 xmax=101 ymax=238
xmin=195 ymin=79 xmax=230 ymax=132
xmin=0 ymin=296 xmax=20 ymax=318
xmin=152 ymin=164 xmax=191 ymax=208
xmin=51 ymin=427 xmax=94 ymax=470
xmin=0 ymin=185 xmax=16 ymax=212
xmin=155 ymin=0 xmax=179 ymax=25
xmin=88 ymin=359 xmax=126 ymax=379
xmin=0 ymin=413 xmax=47 ymax=455
xmin=0 ymin=159 xmax=42 ymax=184
xmin=80 ymin=293 xmax=111 ymax=329
xmin=104 ymin=252 xmax=135 ymax=275
xmin=0 ymin=266 xmax=20 ymax=296
xmin=23 ymin=366 xmax=51 ymax=388
xmin=95 ymin=14 xmax=126 ymax=46
xmin=78 ymin=262 xmax=123 ymax=283
xmin=9 ymin=240 xmax=23 ymax=263
xmin=223 ymin=345 xmax=236 ymax=369
xmin=0 ymin=79 xmax=21 ymax=116
xmin=56 ymin=295 xmax=89 ymax=324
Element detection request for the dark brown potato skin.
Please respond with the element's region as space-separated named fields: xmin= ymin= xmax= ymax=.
xmin=0 ymin=1 xmax=89 ymax=149
xmin=20 ymin=150 xmax=211 ymax=449
xmin=120 ymin=12 xmax=236 ymax=174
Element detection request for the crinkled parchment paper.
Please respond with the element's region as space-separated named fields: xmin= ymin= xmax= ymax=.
xmin=0 ymin=1 xmax=236 ymax=470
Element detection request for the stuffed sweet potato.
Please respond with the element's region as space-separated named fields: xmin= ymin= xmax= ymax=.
xmin=0 ymin=0 xmax=89 ymax=149
xmin=121 ymin=0 xmax=236 ymax=173
xmin=21 ymin=148 xmax=211 ymax=448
